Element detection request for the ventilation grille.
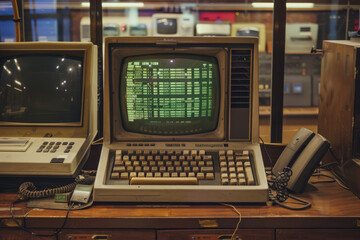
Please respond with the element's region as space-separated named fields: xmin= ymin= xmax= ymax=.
xmin=82 ymin=25 xmax=90 ymax=39
xmin=230 ymin=49 xmax=252 ymax=108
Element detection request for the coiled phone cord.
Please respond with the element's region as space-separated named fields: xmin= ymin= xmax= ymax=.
xmin=269 ymin=167 xmax=312 ymax=210
xmin=17 ymin=181 xmax=77 ymax=200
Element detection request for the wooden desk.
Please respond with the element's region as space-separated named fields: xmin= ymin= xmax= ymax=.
xmin=1 ymin=175 xmax=360 ymax=240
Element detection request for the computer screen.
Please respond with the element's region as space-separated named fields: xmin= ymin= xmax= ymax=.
xmin=0 ymin=54 xmax=83 ymax=124
xmin=119 ymin=54 xmax=220 ymax=135
xmin=156 ymin=18 xmax=177 ymax=34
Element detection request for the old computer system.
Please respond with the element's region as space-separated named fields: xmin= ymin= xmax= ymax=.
xmin=0 ymin=42 xmax=98 ymax=177
xmin=94 ymin=36 xmax=268 ymax=202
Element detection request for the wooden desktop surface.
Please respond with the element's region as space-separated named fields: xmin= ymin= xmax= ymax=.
xmin=1 ymin=174 xmax=360 ymax=240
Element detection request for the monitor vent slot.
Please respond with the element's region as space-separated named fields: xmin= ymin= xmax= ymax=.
xmin=82 ymin=25 xmax=90 ymax=39
xmin=230 ymin=49 xmax=251 ymax=108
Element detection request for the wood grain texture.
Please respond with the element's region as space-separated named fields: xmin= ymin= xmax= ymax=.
xmin=277 ymin=229 xmax=360 ymax=240
xmin=1 ymin=175 xmax=358 ymax=230
xmin=158 ymin=229 xmax=275 ymax=240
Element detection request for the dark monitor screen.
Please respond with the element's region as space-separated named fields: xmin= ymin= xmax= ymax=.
xmin=156 ymin=18 xmax=177 ymax=34
xmin=0 ymin=54 xmax=83 ymax=124
xmin=119 ymin=54 xmax=220 ymax=135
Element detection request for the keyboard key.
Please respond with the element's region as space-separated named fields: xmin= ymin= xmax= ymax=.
xmin=245 ymin=167 xmax=255 ymax=185
xmin=197 ymin=172 xmax=205 ymax=180
xmin=228 ymin=161 xmax=235 ymax=167
xmin=239 ymin=178 xmax=246 ymax=185
xmin=237 ymin=167 xmax=244 ymax=173
xmin=221 ymin=173 xmax=228 ymax=179
xmin=129 ymin=172 xmax=137 ymax=179
xmin=229 ymin=173 xmax=237 ymax=179
xmin=111 ymin=172 xmax=119 ymax=179
xmin=221 ymin=167 xmax=228 ymax=173
xmin=133 ymin=161 xmax=140 ymax=166
xmin=230 ymin=179 xmax=238 ymax=185
xmin=113 ymin=166 xmax=125 ymax=172
xmin=201 ymin=167 xmax=213 ymax=173
xmin=130 ymin=177 xmax=197 ymax=185
xmin=222 ymin=178 xmax=229 ymax=185
xmin=199 ymin=150 xmax=205 ymax=156
xmin=120 ymin=172 xmax=128 ymax=179
xmin=206 ymin=173 xmax=214 ymax=180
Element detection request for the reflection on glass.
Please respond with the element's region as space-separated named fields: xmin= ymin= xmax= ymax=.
xmin=0 ymin=55 xmax=83 ymax=123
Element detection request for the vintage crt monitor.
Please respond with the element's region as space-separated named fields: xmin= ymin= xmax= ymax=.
xmin=152 ymin=13 xmax=195 ymax=37
xmin=285 ymin=23 xmax=318 ymax=53
xmin=0 ymin=42 xmax=98 ymax=176
xmin=231 ymin=23 xmax=266 ymax=53
xmin=318 ymin=40 xmax=360 ymax=198
xmin=196 ymin=22 xmax=231 ymax=36
xmin=94 ymin=37 xmax=268 ymax=202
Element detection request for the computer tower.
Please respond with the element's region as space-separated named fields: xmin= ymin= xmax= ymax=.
xmin=318 ymin=40 xmax=360 ymax=198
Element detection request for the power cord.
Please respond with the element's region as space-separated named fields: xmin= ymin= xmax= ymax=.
xmin=10 ymin=200 xmax=74 ymax=239
xmin=218 ymin=203 xmax=242 ymax=240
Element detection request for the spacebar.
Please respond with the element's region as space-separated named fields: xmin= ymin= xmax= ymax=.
xmin=130 ymin=177 xmax=198 ymax=185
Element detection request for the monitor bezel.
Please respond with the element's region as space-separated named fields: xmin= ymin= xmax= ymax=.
xmin=0 ymin=42 xmax=95 ymax=138
xmin=109 ymin=45 xmax=228 ymax=142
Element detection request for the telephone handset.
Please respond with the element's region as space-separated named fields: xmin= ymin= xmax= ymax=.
xmin=272 ymin=128 xmax=330 ymax=193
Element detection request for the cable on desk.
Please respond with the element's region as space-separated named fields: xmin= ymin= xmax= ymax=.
xmin=10 ymin=199 xmax=74 ymax=239
xmin=218 ymin=203 xmax=242 ymax=240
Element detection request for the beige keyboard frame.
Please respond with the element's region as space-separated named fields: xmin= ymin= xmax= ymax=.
xmin=94 ymin=142 xmax=268 ymax=203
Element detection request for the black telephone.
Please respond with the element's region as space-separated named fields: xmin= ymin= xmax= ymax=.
xmin=272 ymin=128 xmax=330 ymax=193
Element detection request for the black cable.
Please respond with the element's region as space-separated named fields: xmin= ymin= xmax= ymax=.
xmin=259 ymin=137 xmax=273 ymax=172
xmin=311 ymin=173 xmax=336 ymax=184
xmin=10 ymin=199 xmax=74 ymax=238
